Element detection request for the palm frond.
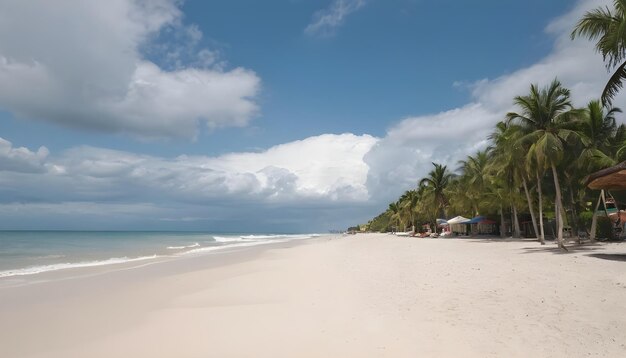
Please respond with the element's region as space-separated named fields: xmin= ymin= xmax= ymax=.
xmin=602 ymin=60 xmax=626 ymax=105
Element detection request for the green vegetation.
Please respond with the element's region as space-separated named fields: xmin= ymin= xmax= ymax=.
xmin=358 ymin=3 xmax=626 ymax=247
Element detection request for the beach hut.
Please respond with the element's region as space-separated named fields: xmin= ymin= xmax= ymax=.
xmin=468 ymin=216 xmax=497 ymax=235
xmin=587 ymin=161 xmax=626 ymax=190
xmin=447 ymin=216 xmax=470 ymax=235
xmin=586 ymin=161 xmax=626 ymax=240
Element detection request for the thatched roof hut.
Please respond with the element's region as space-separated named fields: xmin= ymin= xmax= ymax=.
xmin=586 ymin=161 xmax=626 ymax=191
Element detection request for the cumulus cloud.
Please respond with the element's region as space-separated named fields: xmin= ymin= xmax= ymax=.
xmin=0 ymin=133 xmax=378 ymax=206
xmin=305 ymin=0 xmax=367 ymax=37
xmin=0 ymin=0 xmax=260 ymax=139
xmin=364 ymin=0 xmax=625 ymax=204
xmin=0 ymin=137 xmax=49 ymax=173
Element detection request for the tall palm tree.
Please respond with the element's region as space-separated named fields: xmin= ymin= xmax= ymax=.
xmin=572 ymin=0 xmax=626 ymax=105
xmin=507 ymin=79 xmax=579 ymax=250
xmin=488 ymin=123 xmax=527 ymax=238
xmin=419 ymin=163 xmax=454 ymax=219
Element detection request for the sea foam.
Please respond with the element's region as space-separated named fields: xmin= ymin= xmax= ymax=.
xmin=167 ymin=242 xmax=200 ymax=249
xmin=182 ymin=239 xmax=287 ymax=255
xmin=213 ymin=236 xmax=247 ymax=243
xmin=0 ymin=255 xmax=159 ymax=278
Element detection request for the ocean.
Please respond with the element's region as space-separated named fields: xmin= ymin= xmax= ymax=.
xmin=0 ymin=231 xmax=321 ymax=278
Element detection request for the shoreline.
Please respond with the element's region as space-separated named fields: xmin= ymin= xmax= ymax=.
xmin=1 ymin=234 xmax=625 ymax=357
xmin=0 ymin=234 xmax=322 ymax=289
xmin=0 ymin=233 xmax=323 ymax=287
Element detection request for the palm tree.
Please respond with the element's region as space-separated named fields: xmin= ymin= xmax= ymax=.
xmin=457 ymin=151 xmax=490 ymax=217
xmin=507 ymin=79 xmax=579 ymax=250
xmin=399 ymin=190 xmax=420 ymax=232
xmin=484 ymin=175 xmax=510 ymax=238
xmin=578 ymin=100 xmax=622 ymax=172
xmin=419 ymin=163 xmax=454 ymax=219
xmin=488 ymin=122 xmax=529 ymax=239
xmin=576 ymin=101 xmax=623 ymax=241
xmin=387 ymin=201 xmax=401 ymax=233
xmin=608 ymin=123 xmax=626 ymax=161
xmin=572 ymin=0 xmax=626 ymax=105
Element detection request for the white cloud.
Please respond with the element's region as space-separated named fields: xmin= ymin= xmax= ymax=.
xmin=0 ymin=133 xmax=378 ymax=206
xmin=0 ymin=137 xmax=49 ymax=173
xmin=305 ymin=0 xmax=367 ymax=37
xmin=0 ymin=0 xmax=260 ymax=139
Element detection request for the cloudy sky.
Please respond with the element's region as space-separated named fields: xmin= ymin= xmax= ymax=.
xmin=0 ymin=0 xmax=622 ymax=232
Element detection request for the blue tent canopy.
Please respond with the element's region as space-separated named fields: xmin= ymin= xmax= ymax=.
xmin=468 ymin=216 xmax=496 ymax=224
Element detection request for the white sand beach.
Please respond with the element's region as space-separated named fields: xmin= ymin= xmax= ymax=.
xmin=1 ymin=234 xmax=626 ymax=357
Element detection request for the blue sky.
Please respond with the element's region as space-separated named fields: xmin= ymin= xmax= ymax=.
xmin=0 ymin=0 xmax=620 ymax=231
xmin=2 ymin=0 xmax=572 ymax=155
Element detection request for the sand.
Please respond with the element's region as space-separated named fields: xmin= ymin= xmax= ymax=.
xmin=1 ymin=234 xmax=625 ymax=357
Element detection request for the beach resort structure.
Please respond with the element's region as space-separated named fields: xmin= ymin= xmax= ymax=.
xmin=587 ymin=161 xmax=626 ymax=240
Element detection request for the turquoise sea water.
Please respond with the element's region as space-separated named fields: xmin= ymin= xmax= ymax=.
xmin=0 ymin=231 xmax=319 ymax=277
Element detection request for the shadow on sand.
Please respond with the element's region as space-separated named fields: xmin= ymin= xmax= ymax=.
xmin=464 ymin=236 xmax=544 ymax=244
xmin=447 ymin=236 xmax=626 ymax=259
xmin=586 ymin=253 xmax=626 ymax=262
xmin=516 ymin=241 xmax=626 ymax=257
xmin=431 ymin=236 xmax=626 ymax=259
xmin=519 ymin=243 xmax=605 ymax=255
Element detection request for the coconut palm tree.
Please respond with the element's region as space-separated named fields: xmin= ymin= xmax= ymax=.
xmin=488 ymin=122 xmax=530 ymax=239
xmin=608 ymin=123 xmax=626 ymax=161
xmin=387 ymin=201 xmax=402 ymax=233
xmin=445 ymin=175 xmax=473 ymax=217
xmin=572 ymin=0 xmax=626 ymax=105
xmin=419 ymin=163 xmax=454 ymax=219
xmin=457 ymin=151 xmax=490 ymax=217
xmin=399 ymin=190 xmax=420 ymax=232
xmin=483 ymin=175 xmax=510 ymax=238
xmin=578 ymin=100 xmax=622 ymax=171
xmin=507 ymin=79 xmax=580 ymax=250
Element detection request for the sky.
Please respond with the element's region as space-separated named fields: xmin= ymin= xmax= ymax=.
xmin=0 ymin=0 xmax=623 ymax=232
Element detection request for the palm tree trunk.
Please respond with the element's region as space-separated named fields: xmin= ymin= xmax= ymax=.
xmin=568 ymin=184 xmax=580 ymax=244
xmin=536 ymin=171 xmax=546 ymax=245
xmin=522 ymin=177 xmax=539 ymax=240
xmin=512 ymin=204 xmax=521 ymax=238
xmin=590 ymin=191 xmax=602 ymax=242
xmin=555 ymin=200 xmax=559 ymax=237
xmin=499 ymin=206 xmax=506 ymax=238
xmin=551 ymin=164 xmax=566 ymax=250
